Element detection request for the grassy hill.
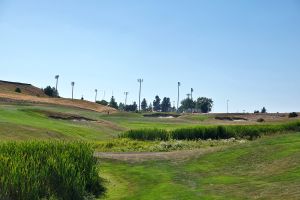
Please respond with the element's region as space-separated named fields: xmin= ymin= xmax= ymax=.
xmin=100 ymin=133 xmax=300 ymax=200
xmin=1 ymin=98 xmax=300 ymax=199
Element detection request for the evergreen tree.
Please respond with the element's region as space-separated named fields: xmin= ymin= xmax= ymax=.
xmin=153 ymin=95 xmax=161 ymax=111
xmin=118 ymin=103 xmax=125 ymax=110
xmin=261 ymin=107 xmax=267 ymax=113
xmin=124 ymin=102 xmax=138 ymax=112
xmin=141 ymin=98 xmax=148 ymax=111
xmin=161 ymin=97 xmax=171 ymax=112
xmin=109 ymin=96 xmax=118 ymax=109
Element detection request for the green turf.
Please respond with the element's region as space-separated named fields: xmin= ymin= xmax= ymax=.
xmin=0 ymin=103 xmax=200 ymax=141
xmin=99 ymin=133 xmax=300 ymax=200
xmin=0 ymin=104 xmax=119 ymax=140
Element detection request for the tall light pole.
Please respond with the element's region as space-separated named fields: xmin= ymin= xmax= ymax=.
xmin=137 ymin=79 xmax=143 ymax=112
xmin=55 ymin=75 xmax=59 ymax=93
xmin=177 ymin=82 xmax=181 ymax=111
xmin=227 ymin=99 xmax=229 ymax=114
xmin=95 ymin=89 xmax=98 ymax=102
xmin=191 ymin=88 xmax=194 ymax=100
xmin=71 ymin=82 xmax=75 ymax=100
xmin=124 ymin=92 xmax=129 ymax=107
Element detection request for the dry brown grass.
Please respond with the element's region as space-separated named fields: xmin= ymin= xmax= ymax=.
xmin=0 ymin=92 xmax=116 ymax=113
xmin=94 ymin=147 xmax=224 ymax=162
xmin=0 ymin=81 xmax=47 ymax=97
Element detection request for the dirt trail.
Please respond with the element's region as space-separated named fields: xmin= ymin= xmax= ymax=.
xmin=94 ymin=147 xmax=224 ymax=162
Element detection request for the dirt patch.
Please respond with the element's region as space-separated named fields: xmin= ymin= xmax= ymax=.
xmin=94 ymin=147 xmax=224 ymax=162
xmin=215 ymin=116 xmax=248 ymax=121
xmin=49 ymin=115 xmax=95 ymax=122
xmin=143 ymin=113 xmax=181 ymax=118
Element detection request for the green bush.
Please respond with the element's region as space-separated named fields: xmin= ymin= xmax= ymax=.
xmin=289 ymin=112 xmax=298 ymax=118
xmin=15 ymin=87 xmax=21 ymax=93
xmin=257 ymin=118 xmax=265 ymax=123
xmin=0 ymin=141 xmax=104 ymax=200
xmin=43 ymin=86 xmax=59 ymax=97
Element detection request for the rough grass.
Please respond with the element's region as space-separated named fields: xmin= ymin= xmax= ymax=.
xmin=99 ymin=133 xmax=300 ymax=199
xmin=0 ymin=141 xmax=104 ymax=200
xmin=94 ymin=138 xmax=245 ymax=152
xmin=120 ymin=121 xmax=300 ymax=141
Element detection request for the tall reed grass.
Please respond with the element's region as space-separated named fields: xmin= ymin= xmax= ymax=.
xmin=120 ymin=121 xmax=300 ymax=141
xmin=0 ymin=141 xmax=104 ymax=200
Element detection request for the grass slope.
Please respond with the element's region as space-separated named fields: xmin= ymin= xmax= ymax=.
xmin=100 ymin=133 xmax=300 ymax=200
xmin=0 ymin=104 xmax=198 ymax=141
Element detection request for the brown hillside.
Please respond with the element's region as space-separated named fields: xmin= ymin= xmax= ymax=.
xmin=0 ymin=80 xmax=47 ymax=97
xmin=0 ymin=80 xmax=116 ymax=113
xmin=0 ymin=92 xmax=116 ymax=113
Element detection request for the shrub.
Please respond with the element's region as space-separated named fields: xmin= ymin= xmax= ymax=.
xmin=43 ymin=86 xmax=59 ymax=97
xmin=257 ymin=118 xmax=265 ymax=123
xmin=0 ymin=141 xmax=104 ymax=200
xmin=96 ymin=100 xmax=108 ymax=106
xmin=15 ymin=87 xmax=21 ymax=93
xmin=289 ymin=112 xmax=298 ymax=118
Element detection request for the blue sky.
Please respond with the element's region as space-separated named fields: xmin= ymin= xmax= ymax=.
xmin=0 ymin=0 xmax=299 ymax=113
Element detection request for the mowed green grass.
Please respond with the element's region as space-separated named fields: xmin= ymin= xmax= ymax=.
xmin=0 ymin=103 xmax=199 ymax=141
xmin=100 ymin=133 xmax=300 ymax=200
xmin=0 ymin=104 xmax=116 ymax=140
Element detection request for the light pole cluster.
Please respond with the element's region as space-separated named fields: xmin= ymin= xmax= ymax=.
xmin=53 ymin=75 xmax=225 ymax=114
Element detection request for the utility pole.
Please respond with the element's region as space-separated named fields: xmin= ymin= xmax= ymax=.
xmin=137 ymin=79 xmax=143 ymax=112
xmin=124 ymin=92 xmax=129 ymax=106
xmin=55 ymin=75 xmax=59 ymax=93
xmin=95 ymin=89 xmax=98 ymax=102
xmin=227 ymin=99 xmax=229 ymax=114
xmin=177 ymin=82 xmax=181 ymax=112
xmin=71 ymin=82 xmax=75 ymax=100
xmin=191 ymin=88 xmax=194 ymax=100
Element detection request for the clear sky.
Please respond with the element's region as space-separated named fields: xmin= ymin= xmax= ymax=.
xmin=0 ymin=0 xmax=299 ymax=113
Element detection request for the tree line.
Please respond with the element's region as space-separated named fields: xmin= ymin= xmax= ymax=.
xmin=95 ymin=95 xmax=213 ymax=113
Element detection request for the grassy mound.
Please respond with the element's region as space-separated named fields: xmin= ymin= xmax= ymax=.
xmin=0 ymin=141 xmax=104 ymax=200
xmin=101 ymin=133 xmax=300 ymax=199
xmin=120 ymin=121 xmax=300 ymax=141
